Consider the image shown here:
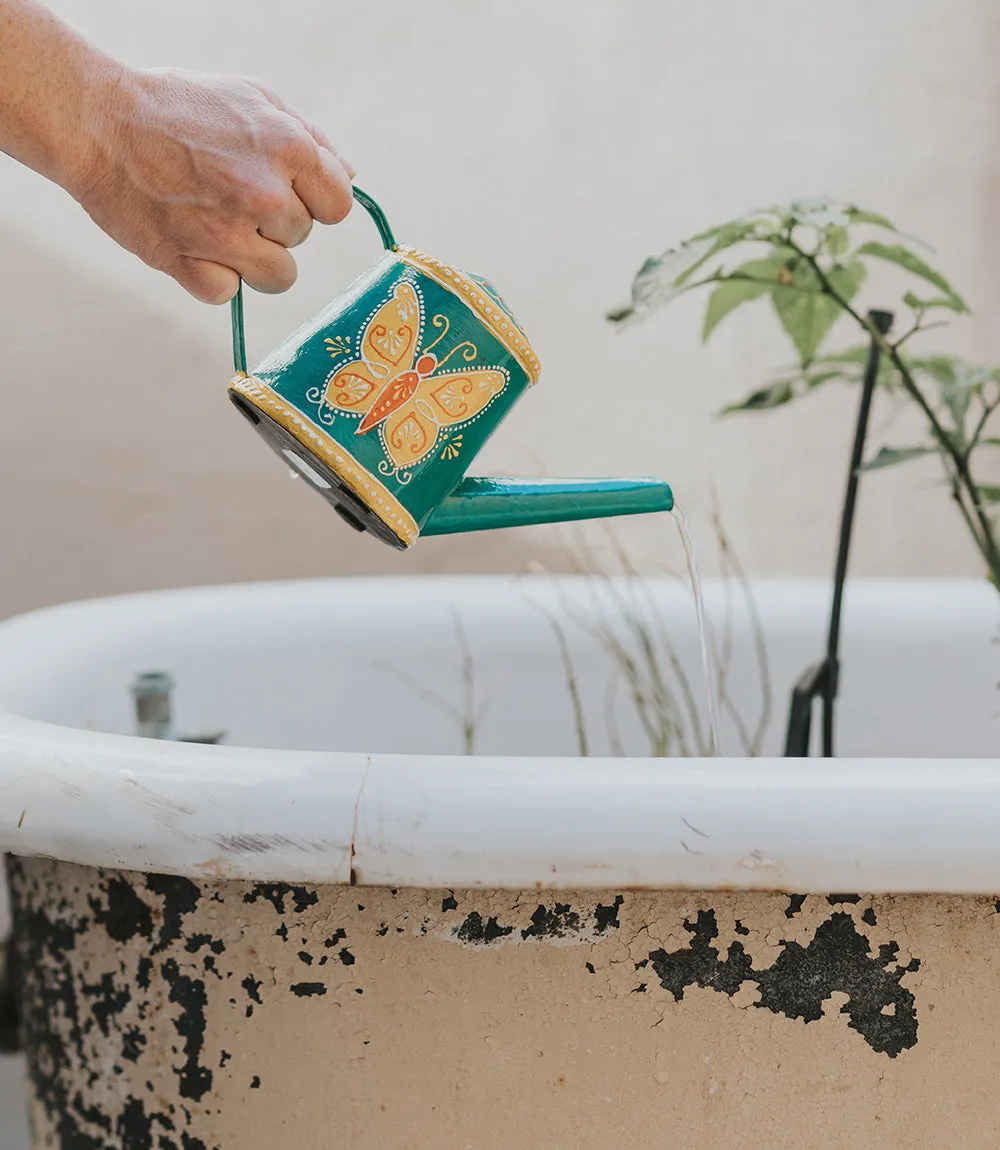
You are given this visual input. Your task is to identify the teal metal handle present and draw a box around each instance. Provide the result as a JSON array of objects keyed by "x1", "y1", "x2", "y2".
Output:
[
  {"x1": 230, "y1": 185, "x2": 397, "y2": 375},
  {"x1": 421, "y1": 476, "x2": 674, "y2": 537}
]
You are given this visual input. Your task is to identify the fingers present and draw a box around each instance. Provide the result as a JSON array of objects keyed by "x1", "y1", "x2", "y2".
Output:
[
  {"x1": 291, "y1": 142, "x2": 354, "y2": 226},
  {"x1": 303, "y1": 127, "x2": 356, "y2": 181},
  {"x1": 170, "y1": 256, "x2": 241, "y2": 305},
  {"x1": 173, "y1": 232, "x2": 298, "y2": 300},
  {"x1": 257, "y1": 192, "x2": 313, "y2": 249},
  {"x1": 232, "y1": 234, "x2": 298, "y2": 294},
  {"x1": 249, "y1": 79, "x2": 356, "y2": 178}
]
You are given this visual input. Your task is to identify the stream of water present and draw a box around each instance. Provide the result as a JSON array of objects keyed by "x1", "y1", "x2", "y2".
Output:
[{"x1": 671, "y1": 503, "x2": 722, "y2": 757}]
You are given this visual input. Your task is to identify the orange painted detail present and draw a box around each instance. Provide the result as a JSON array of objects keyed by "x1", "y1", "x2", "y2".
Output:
[{"x1": 356, "y1": 372, "x2": 420, "y2": 435}]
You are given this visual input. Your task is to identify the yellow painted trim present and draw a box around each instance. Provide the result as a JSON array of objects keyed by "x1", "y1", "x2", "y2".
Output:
[
  {"x1": 229, "y1": 373, "x2": 419, "y2": 547},
  {"x1": 396, "y1": 247, "x2": 541, "y2": 386}
]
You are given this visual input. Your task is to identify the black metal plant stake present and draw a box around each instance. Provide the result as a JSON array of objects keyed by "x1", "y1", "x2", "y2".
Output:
[{"x1": 783, "y1": 308, "x2": 894, "y2": 757}]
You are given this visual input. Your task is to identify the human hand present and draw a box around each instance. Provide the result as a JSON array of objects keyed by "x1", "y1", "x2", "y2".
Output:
[{"x1": 69, "y1": 67, "x2": 355, "y2": 304}]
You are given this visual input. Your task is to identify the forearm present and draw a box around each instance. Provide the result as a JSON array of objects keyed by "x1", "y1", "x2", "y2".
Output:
[
  {"x1": 0, "y1": 0, "x2": 122, "y2": 195},
  {"x1": 0, "y1": 0, "x2": 353, "y2": 302}
]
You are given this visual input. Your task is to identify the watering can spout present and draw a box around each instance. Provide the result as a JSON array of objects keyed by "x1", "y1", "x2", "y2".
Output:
[{"x1": 421, "y1": 476, "x2": 674, "y2": 537}]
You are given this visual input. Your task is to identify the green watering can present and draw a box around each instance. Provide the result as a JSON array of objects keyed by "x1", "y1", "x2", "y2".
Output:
[{"x1": 228, "y1": 188, "x2": 673, "y2": 550}]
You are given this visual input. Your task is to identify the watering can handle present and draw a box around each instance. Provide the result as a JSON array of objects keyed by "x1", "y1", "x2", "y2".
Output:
[{"x1": 229, "y1": 185, "x2": 398, "y2": 375}]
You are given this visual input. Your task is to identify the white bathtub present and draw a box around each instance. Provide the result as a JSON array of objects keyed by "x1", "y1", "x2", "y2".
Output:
[
  {"x1": 0, "y1": 575, "x2": 998, "y2": 891},
  {"x1": 3, "y1": 576, "x2": 1000, "y2": 1149}
]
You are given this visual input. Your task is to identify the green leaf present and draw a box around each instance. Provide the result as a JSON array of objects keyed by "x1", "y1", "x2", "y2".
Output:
[
  {"x1": 903, "y1": 289, "x2": 964, "y2": 314},
  {"x1": 608, "y1": 230, "x2": 745, "y2": 325},
  {"x1": 856, "y1": 242, "x2": 968, "y2": 312},
  {"x1": 720, "y1": 381, "x2": 794, "y2": 415},
  {"x1": 805, "y1": 369, "x2": 849, "y2": 389},
  {"x1": 689, "y1": 218, "x2": 762, "y2": 247},
  {"x1": 789, "y1": 198, "x2": 850, "y2": 228},
  {"x1": 844, "y1": 207, "x2": 898, "y2": 231},
  {"x1": 813, "y1": 345, "x2": 872, "y2": 366},
  {"x1": 858, "y1": 445, "x2": 936, "y2": 472},
  {"x1": 905, "y1": 355, "x2": 992, "y2": 435},
  {"x1": 701, "y1": 256, "x2": 788, "y2": 341},
  {"x1": 825, "y1": 226, "x2": 849, "y2": 257},
  {"x1": 942, "y1": 363, "x2": 990, "y2": 432},
  {"x1": 905, "y1": 354, "x2": 958, "y2": 386},
  {"x1": 771, "y1": 260, "x2": 867, "y2": 366}
]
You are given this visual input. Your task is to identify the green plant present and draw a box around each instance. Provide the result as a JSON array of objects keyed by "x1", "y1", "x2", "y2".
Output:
[{"x1": 608, "y1": 197, "x2": 1000, "y2": 591}]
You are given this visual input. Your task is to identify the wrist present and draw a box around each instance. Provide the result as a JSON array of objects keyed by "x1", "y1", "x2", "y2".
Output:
[{"x1": 56, "y1": 55, "x2": 138, "y2": 202}]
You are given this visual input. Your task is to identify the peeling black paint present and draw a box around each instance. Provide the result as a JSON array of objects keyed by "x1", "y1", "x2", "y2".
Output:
[
  {"x1": 137, "y1": 957, "x2": 153, "y2": 992},
  {"x1": 121, "y1": 1026, "x2": 147, "y2": 1063},
  {"x1": 456, "y1": 912, "x2": 513, "y2": 945},
  {"x1": 785, "y1": 895, "x2": 807, "y2": 919},
  {"x1": 648, "y1": 909, "x2": 919, "y2": 1057},
  {"x1": 585, "y1": 962, "x2": 596, "y2": 974},
  {"x1": 146, "y1": 874, "x2": 202, "y2": 955},
  {"x1": 734, "y1": 920, "x2": 750, "y2": 936},
  {"x1": 442, "y1": 893, "x2": 458, "y2": 912},
  {"x1": 290, "y1": 983, "x2": 327, "y2": 997},
  {"x1": 243, "y1": 883, "x2": 319, "y2": 915},
  {"x1": 7, "y1": 861, "x2": 217, "y2": 1149},
  {"x1": 862, "y1": 908, "x2": 878, "y2": 927},
  {"x1": 185, "y1": 935, "x2": 226, "y2": 957},
  {"x1": 84, "y1": 972, "x2": 131, "y2": 1038},
  {"x1": 161, "y1": 959, "x2": 213, "y2": 1101},
  {"x1": 298, "y1": 951, "x2": 314, "y2": 965},
  {"x1": 323, "y1": 929, "x2": 347, "y2": 949},
  {"x1": 91, "y1": 876, "x2": 154, "y2": 943},
  {"x1": 522, "y1": 903, "x2": 581, "y2": 940},
  {"x1": 339, "y1": 949, "x2": 356, "y2": 966},
  {"x1": 116, "y1": 1095, "x2": 181, "y2": 1149},
  {"x1": 594, "y1": 896, "x2": 624, "y2": 933},
  {"x1": 241, "y1": 974, "x2": 263, "y2": 1004},
  {"x1": 454, "y1": 897, "x2": 633, "y2": 946},
  {"x1": 828, "y1": 894, "x2": 862, "y2": 905},
  {"x1": 250, "y1": 1076, "x2": 261, "y2": 1089}
]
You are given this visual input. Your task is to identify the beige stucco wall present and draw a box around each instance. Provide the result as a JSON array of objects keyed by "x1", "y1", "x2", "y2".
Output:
[{"x1": 1, "y1": 0, "x2": 999, "y2": 619}]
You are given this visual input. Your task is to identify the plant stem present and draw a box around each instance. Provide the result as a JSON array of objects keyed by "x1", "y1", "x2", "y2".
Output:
[{"x1": 784, "y1": 237, "x2": 1000, "y2": 585}]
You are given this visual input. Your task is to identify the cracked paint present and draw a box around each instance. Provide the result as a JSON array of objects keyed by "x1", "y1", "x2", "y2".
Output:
[{"x1": 6, "y1": 860, "x2": 996, "y2": 1149}]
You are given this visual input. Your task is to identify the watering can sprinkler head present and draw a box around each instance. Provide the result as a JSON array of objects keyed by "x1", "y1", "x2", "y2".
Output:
[{"x1": 227, "y1": 186, "x2": 673, "y2": 548}]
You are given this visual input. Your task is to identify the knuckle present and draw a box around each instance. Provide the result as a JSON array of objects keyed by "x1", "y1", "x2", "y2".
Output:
[
  {"x1": 200, "y1": 213, "x2": 243, "y2": 253},
  {"x1": 250, "y1": 186, "x2": 288, "y2": 221},
  {"x1": 315, "y1": 189, "x2": 352, "y2": 226},
  {"x1": 259, "y1": 255, "x2": 297, "y2": 294},
  {"x1": 279, "y1": 126, "x2": 317, "y2": 169}
]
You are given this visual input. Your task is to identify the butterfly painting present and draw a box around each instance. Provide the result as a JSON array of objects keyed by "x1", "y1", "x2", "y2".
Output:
[{"x1": 317, "y1": 280, "x2": 508, "y2": 477}]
